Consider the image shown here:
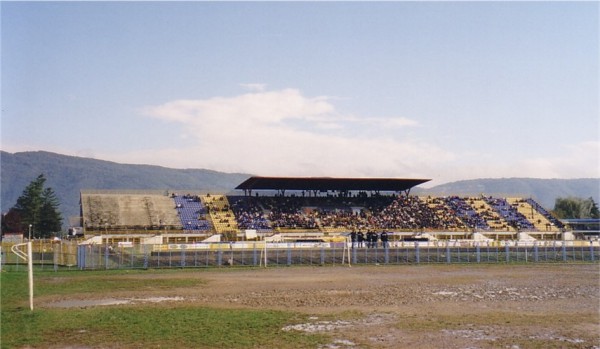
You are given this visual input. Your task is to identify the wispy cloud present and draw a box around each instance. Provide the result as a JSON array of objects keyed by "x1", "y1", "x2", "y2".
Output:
[{"x1": 239, "y1": 83, "x2": 267, "y2": 92}]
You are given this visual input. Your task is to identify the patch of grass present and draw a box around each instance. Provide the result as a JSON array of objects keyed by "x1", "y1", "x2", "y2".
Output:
[
  {"x1": 3, "y1": 306, "x2": 325, "y2": 349},
  {"x1": 36, "y1": 274, "x2": 203, "y2": 296},
  {"x1": 1, "y1": 270, "x2": 328, "y2": 349}
]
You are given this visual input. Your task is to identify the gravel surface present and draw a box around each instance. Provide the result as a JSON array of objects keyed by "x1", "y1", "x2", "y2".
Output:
[
  {"x1": 42, "y1": 264, "x2": 600, "y2": 349},
  {"x1": 184, "y1": 264, "x2": 600, "y2": 348}
]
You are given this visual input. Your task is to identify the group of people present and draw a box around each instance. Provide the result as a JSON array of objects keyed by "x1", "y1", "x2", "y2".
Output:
[
  {"x1": 349, "y1": 230, "x2": 389, "y2": 248},
  {"x1": 226, "y1": 194, "x2": 554, "y2": 234},
  {"x1": 229, "y1": 195, "x2": 469, "y2": 232}
]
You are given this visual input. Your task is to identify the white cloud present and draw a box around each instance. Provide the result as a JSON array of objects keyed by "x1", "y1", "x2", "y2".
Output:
[
  {"x1": 6, "y1": 85, "x2": 596, "y2": 188},
  {"x1": 144, "y1": 89, "x2": 334, "y2": 127},
  {"x1": 139, "y1": 88, "x2": 437, "y2": 177},
  {"x1": 517, "y1": 141, "x2": 600, "y2": 179},
  {"x1": 134, "y1": 88, "x2": 599, "y2": 185},
  {"x1": 423, "y1": 141, "x2": 600, "y2": 187}
]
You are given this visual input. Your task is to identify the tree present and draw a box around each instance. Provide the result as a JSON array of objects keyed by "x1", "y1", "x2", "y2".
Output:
[
  {"x1": 553, "y1": 197, "x2": 600, "y2": 219},
  {"x1": 38, "y1": 187, "x2": 63, "y2": 233},
  {"x1": 582, "y1": 197, "x2": 600, "y2": 219},
  {"x1": 1, "y1": 209, "x2": 23, "y2": 234},
  {"x1": 10, "y1": 174, "x2": 63, "y2": 238}
]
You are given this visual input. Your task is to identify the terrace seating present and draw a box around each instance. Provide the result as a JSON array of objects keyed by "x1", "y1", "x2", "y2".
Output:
[
  {"x1": 314, "y1": 206, "x2": 366, "y2": 231},
  {"x1": 424, "y1": 197, "x2": 469, "y2": 231},
  {"x1": 483, "y1": 197, "x2": 535, "y2": 231},
  {"x1": 258, "y1": 196, "x2": 319, "y2": 231},
  {"x1": 507, "y1": 198, "x2": 561, "y2": 232},
  {"x1": 443, "y1": 196, "x2": 490, "y2": 231},
  {"x1": 82, "y1": 190, "x2": 562, "y2": 239},
  {"x1": 201, "y1": 194, "x2": 239, "y2": 233},
  {"x1": 228, "y1": 196, "x2": 272, "y2": 232},
  {"x1": 470, "y1": 197, "x2": 513, "y2": 231},
  {"x1": 173, "y1": 194, "x2": 212, "y2": 233},
  {"x1": 227, "y1": 195, "x2": 528, "y2": 233},
  {"x1": 82, "y1": 192, "x2": 182, "y2": 231},
  {"x1": 82, "y1": 194, "x2": 120, "y2": 229},
  {"x1": 526, "y1": 198, "x2": 564, "y2": 229},
  {"x1": 369, "y1": 196, "x2": 431, "y2": 230}
]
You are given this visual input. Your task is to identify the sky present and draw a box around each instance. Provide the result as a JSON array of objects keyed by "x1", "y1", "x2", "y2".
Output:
[{"x1": 2, "y1": 1, "x2": 599, "y2": 187}]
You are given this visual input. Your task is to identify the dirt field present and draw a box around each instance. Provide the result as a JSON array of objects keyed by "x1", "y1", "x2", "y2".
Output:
[{"x1": 45, "y1": 264, "x2": 599, "y2": 349}]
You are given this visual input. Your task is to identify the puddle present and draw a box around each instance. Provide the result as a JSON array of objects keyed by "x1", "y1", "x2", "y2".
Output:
[
  {"x1": 48, "y1": 296, "x2": 184, "y2": 308},
  {"x1": 283, "y1": 313, "x2": 396, "y2": 333}
]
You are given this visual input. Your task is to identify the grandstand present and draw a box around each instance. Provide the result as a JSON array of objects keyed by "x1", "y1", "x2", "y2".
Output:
[
  {"x1": 76, "y1": 177, "x2": 578, "y2": 245},
  {"x1": 81, "y1": 190, "x2": 181, "y2": 231}
]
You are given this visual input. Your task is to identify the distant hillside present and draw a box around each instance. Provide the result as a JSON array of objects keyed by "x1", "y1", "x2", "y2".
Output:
[
  {"x1": 413, "y1": 178, "x2": 599, "y2": 209},
  {"x1": 0, "y1": 151, "x2": 251, "y2": 225},
  {"x1": 2, "y1": 151, "x2": 598, "y2": 229}
]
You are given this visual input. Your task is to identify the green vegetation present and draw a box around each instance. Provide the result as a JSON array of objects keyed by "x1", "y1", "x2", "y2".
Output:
[
  {"x1": 1, "y1": 270, "x2": 327, "y2": 349},
  {"x1": 1, "y1": 174, "x2": 62, "y2": 238},
  {"x1": 553, "y1": 197, "x2": 600, "y2": 219}
]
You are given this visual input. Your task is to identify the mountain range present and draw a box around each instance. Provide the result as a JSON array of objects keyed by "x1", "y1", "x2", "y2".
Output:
[{"x1": 1, "y1": 150, "x2": 598, "y2": 227}]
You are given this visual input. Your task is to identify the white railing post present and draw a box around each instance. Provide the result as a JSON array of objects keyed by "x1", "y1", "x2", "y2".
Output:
[{"x1": 11, "y1": 242, "x2": 34, "y2": 311}]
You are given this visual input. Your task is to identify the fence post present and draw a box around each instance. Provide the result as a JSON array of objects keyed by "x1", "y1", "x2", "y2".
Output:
[
  {"x1": 181, "y1": 245, "x2": 186, "y2": 268},
  {"x1": 130, "y1": 245, "x2": 134, "y2": 268},
  {"x1": 476, "y1": 243, "x2": 481, "y2": 263},
  {"x1": 104, "y1": 244, "x2": 109, "y2": 270},
  {"x1": 320, "y1": 246, "x2": 325, "y2": 265},
  {"x1": 384, "y1": 246, "x2": 389, "y2": 264},
  {"x1": 415, "y1": 242, "x2": 420, "y2": 264},
  {"x1": 505, "y1": 243, "x2": 510, "y2": 263},
  {"x1": 591, "y1": 243, "x2": 595, "y2": 262},
  {"x1": 77, "y1": 245, "x2": 85, "y2": 270},
  {"x1": 143, "y1": 244, "x2": 149, "y2": 269},
  {"x1": 533, "y1": 243, "x2": 539, "y2": 262},
  {"x1": 562, "y1": 243, "x2": 567, "y2": 262},
  {"x1": 446, "y1": 243, "x2": 451, "y2": 264},
  {"x1": 157, "y1": 248, "x2": 161, "y2": 268}
]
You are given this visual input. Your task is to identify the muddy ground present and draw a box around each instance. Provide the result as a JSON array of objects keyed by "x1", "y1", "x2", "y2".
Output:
[{"x1": 45, "y1": 264, "x2": 599, "y2": 349}]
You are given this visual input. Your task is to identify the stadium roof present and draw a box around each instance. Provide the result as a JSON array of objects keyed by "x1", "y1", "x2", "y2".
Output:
[{"x1": 235, "y1": 177, "x2": 431, "y2": 192}]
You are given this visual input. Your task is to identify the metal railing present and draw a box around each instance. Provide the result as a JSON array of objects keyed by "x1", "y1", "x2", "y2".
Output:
[{"x1": 2, "y1": 240, "x2": 598, "y2": 271}]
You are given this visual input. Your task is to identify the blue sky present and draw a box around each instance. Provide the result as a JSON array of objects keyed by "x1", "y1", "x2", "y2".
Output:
[{"x1": 2, "y1": 2, "x2": 598, "y2": 187}]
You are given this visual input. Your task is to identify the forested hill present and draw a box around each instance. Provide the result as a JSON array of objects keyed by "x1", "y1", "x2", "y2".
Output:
[
  {"x1": 1, "y1": 151, "x2": 251, "y2": 224},
  {"x1": 1, "y1": 150, "x2": 598, "y2": 226}
]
